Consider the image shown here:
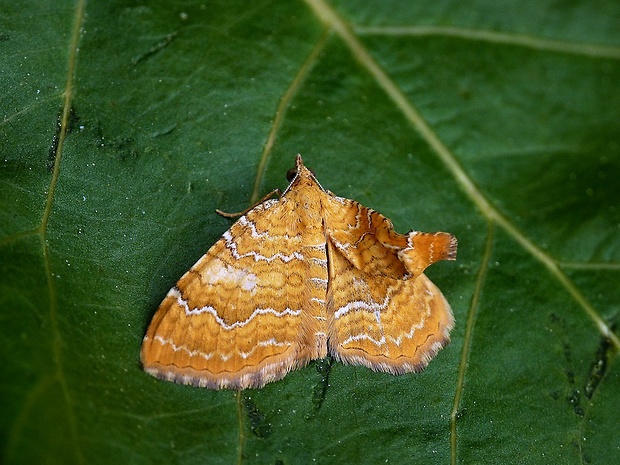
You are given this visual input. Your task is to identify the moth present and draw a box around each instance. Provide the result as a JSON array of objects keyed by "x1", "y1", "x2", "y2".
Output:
[{"x1": 141, "y1": 155, "x2": 457, "y2": 389}]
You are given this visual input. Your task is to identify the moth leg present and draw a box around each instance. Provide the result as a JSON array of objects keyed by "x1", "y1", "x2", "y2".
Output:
[{"x1": 216, "y1": 189, "x2": 282, "y2": 218}]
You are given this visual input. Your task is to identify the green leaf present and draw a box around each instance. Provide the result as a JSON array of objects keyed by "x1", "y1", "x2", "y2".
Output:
[{"x1": 1, "y1": 0, "x2": 619, "y2": 464}]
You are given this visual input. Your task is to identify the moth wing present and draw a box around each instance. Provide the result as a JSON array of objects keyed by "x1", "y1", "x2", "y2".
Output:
[
  {"x1": 322, "y1": 195, "x2": 455, "y2": 372},
  {"x1": 324, "y1": 196, "x2": 456, "y2": 279},
  {"x1": 326, "y1": 238, "x2": 454, "y2": 373},
  {"x1": 141, "y1": 198, "x2": 327, "y2": 389}
]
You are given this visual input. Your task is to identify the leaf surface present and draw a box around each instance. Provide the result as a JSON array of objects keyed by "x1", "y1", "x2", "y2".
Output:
[{"x1": 1, "y1": 1, "x2": 619, "y2": 464}]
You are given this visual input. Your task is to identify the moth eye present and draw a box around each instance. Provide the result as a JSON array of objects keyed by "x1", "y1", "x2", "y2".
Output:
[{"x1": 286, "y1": 168, "x2": 297, "y2": 182}]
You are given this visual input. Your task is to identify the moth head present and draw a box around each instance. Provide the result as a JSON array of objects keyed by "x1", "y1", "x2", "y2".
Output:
[{"x1": 286, "y1": 154, "x2": 315, "y2": 182}]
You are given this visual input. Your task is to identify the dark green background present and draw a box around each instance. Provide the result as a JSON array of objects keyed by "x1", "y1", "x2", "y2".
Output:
[{"x1": 1, "y1": 1, "x2": 619, "y2": 464}]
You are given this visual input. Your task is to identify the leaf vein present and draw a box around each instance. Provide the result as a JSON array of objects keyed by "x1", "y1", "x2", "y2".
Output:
[
  {"x1": 355, "y1": 25, "x2": 620, "y2": 60},
  {"x1": 450, "y1": 222, "x2": 495, "y2": 465}
]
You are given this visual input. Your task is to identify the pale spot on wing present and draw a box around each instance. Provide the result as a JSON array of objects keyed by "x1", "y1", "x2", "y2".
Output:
[{"x1": 201, "y1": 259, "x2": 258, "y2": 292}]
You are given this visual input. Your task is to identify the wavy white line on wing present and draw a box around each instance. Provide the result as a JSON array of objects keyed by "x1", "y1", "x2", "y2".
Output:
[
  {"x1": 169, "y1": 288, "x2": 301, "y2": 329},
  {"x1": 223, "y1": 230, "x2": 304, "y2": 262}
]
